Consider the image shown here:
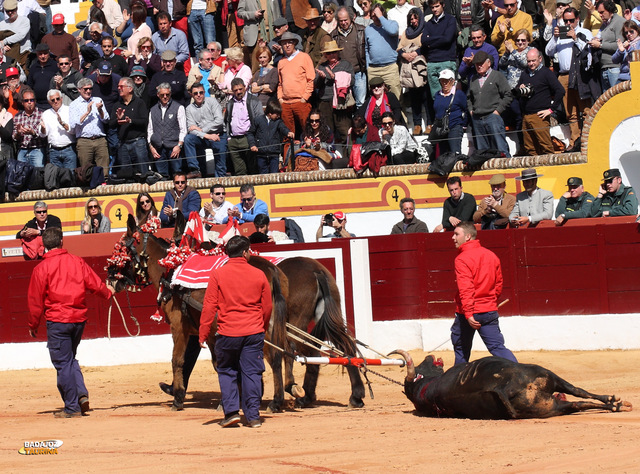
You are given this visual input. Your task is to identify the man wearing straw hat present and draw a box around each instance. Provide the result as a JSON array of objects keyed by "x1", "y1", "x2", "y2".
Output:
[
  {"x1": 302, "y1": 8, "x2": 330, "y2": 66},
  {"x1": 509, "y1": 168, "x2": 554, "y2": 226},
  {"x1": 315, "y1": 39, "x2": 354, "y2": 142}
]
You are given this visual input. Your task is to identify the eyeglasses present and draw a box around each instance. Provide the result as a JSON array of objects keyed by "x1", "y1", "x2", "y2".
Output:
[
  {"x1": 241, "y1": 197, "x2": 254, "y2": 202},
  {"x1": 35, "y1": 210, "x2": 47, "y2": 214},
  {"x1": 372, "y1": 85, "x2": 384, "y2": 89},
  {"x1": 192, "y1": 91, "x2": 204, "y2": 95},
  {"x1": 140, "y1": 199, "x2": 150, "y2": 204},
  {"x1": 174, "y1": 180, "x2": 186, "y2": 184},
  {"x1": 625, "y1": 30, "x2": 636, "y2": 35},
  {"x1": 208, "y1": 48, "x2": 219, "y2": 51},
  {"x1": 88, "y1": 205, "x2": 99, "y2": 209},
  {"x1": 202, "y1": 57, "x2": 213, "y2": 61},
  {"x1": 158, "y1": 93, "x2": 171, "y2": 97},
  {"x1": 515, "y1": 38, "x2": 528, "y2": 43},
  {"x1": 323, "y1": 10, "x2": 332, "y2": 13},
  {"x1": 117, "y1": 85, "x2": 131, "y2": 89},
  {"x1": 504, "y1": 2, "x2": 516, "y2": 6},
  {"x1": 382, "y1": 121, "x2": 394, "y2": 126},
  {"x1": 308, "y1": 119, "x2": 320, "y2": 123},
  {"x1": 140, "y1": 45, "x2": 152, "y2": 49},
  {"x1": 58, "y1": 62, "x2": 70, "y2": 65},
  {"x1": 564, "y1": 17, "x2": 577, "y2": 22},
  {"x1": 213, "y1": 192, "x2": 226, "y2": 196},
  {"x1": 23, "y1": 98, "x2": 35, "y2": 102},
  {"x1": 81, "y1": 87, "x2": 92, "y2": 91},
  {"x1": 50, "y1": 97, "x2": 61, "y2": 102}
]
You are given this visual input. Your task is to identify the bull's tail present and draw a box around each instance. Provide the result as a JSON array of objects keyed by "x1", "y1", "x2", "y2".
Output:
[
  {"x1": 268, "y1": 266, "x2": 289, "y2": 356},
  {"x1": 311, "y1": 271, "x2": 357, "y2": 357}
]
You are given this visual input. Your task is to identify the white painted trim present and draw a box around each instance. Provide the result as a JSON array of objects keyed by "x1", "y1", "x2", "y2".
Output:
[{"x1": 349, "y1": 239, "x2": 373, "y2": 344}]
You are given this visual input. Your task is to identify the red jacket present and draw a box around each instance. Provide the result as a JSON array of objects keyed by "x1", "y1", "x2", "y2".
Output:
[
  {"x1": 454, "y1": 239, "x2": 503, "y2": 319},
  {"x1": 199, "y1": 257, "x2": 272, "y2": 343},
  {"x1": 28, "y1": 248, "x2": 112, "y2": 331}
]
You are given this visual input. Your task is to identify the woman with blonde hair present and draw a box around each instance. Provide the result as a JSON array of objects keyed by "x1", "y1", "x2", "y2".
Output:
[
  {"x1": 219, "y1": 47, "x2": 253, "y2": 96},
  {"x1": 250, "y1": 46, "x2": 278, "y2": 107},
  {"x1": 81, "y1": 198, "x2": 112, "y2": 234}
]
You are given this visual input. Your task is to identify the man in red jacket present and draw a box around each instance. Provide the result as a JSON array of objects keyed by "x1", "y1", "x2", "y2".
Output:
[
  {"x1": 28, "y1": 228, "x2": 115, "y2": 418},
  {"x1": 199, "y1": 236, "x2": 272, "y2": 428},
  {"x1": 450, "y1": 221, "x2": 517, "y2": 365}
]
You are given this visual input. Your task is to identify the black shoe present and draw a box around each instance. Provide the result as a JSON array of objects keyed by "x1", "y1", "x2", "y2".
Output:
[
  {"x1": 219, "y1": 413, "x2": 241, "y2": 428},
  {"x1": 159, "y1": 382, "x2": 173, "y2": 396},
  {"x1": 79, "y1": 396, "x2": 90, "y2": 414},
  {"x1": 247, "y1": 419, "x2": 262, "y2": 428}
]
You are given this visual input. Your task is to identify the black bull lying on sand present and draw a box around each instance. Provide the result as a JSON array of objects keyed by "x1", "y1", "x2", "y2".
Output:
[{"x1": 391, "y1": 351, "x2": 632, "y2": 419}]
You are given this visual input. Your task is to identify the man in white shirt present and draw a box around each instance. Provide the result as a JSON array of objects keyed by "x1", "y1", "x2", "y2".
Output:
[
  {"x1": 200, "y1": 184, "x2": 234, "y2": 227},
  {"x1": 40, "y1": 89, "x2": 77, "y2": 169},
  {"x1": 0, "y1": 0, "x2": 31, "y2": 70}
]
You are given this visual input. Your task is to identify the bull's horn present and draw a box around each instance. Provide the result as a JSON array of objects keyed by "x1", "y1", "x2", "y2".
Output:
[{"x1": 389, "y1": 350, "x2": 415, "y2": 381}]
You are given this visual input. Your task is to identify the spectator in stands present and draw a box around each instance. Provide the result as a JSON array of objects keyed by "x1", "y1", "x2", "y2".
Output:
[
  {"x1": 542, "y1": 0, "x2": 571, "y2": 43},
  {"x1": 364, "y1": 4, "x2": 401, "y2": 99},
  {"x1": 148, "y1": 50, "x2": 188, "y2": 106},
  {"x1": 321, "y1": 3, "x2": 337, "y2": 34},
  {"x1": 390, "y1": 197, "x2": 428, "y2": 234},
  {"x1": 297, "y1": 108, "x2": 334, "y2": 170},
  {"x1": 226, "y1": 183, "x2": 269, "y2": 224},
  {"x1": 188, "y1": 0, "x2": 216, "y2": 59},
  {"x1": 219, "y1": 47, "x2": 252, "y2": 97},
  {"x1": 459, "y1": 26, "x2": 499, "y2": 82},
  {"x1": 546, "y1": 7, "x2": 597, "y2": 153},
  {"x1": 121, "y1": 2, "x2": 152, "y2": 56},
  {"x1": 50, "y1": 55, "x2": 83, "y2": 106},
  {"x1": 473, "y1": 174, "x2": 516, "y2": 229},
  {"x1": 467, "y1": 51, "x2": 512, "y2": 157},
  {"x1": 247, "y1": 98, "x2": 293, "y2": 174},
  {"x1": 250, "y1": 46, "x2": 278, "y2": 107},
  {"x1": 186, "y1": 48, "x2": 224, "y2": 98},
  {"x1": 41, "y1": 14, "x2": 80, "y2": 71},
  {"x1": 0, "y1": 41, "x2": 26, "y2": 83},
  {"x1": 89, "y1": 0, "x2": 124, "y2": 32},
  {"x1": 422, "y1": 0, "x2": 457, "y2": 108},
  {"x1": 40, "y1": 89, "x2": 77, "y2": 169},
  {"x1": 13, "y1": 88, "x2": 45, "y2": 167},
  {"x1": 127, "y1": 37, "x2": 162, "y2": 80},
  {"x1": 91, "y1": 35, "x2": 128, "y2": 78},
  {"x1": 268, "y1": 18, "x2": 302, "y2": 68},
  {"x1": 238, "y1": 0, "x2": 265, "y2": 66},
  {"x1": 152, "y1": 12, "x2": 189, "y2": 69},
  {"x1": 200, "y1": 184, "x2": 234, "y2": 227},
  {"x1": 491, "y1": 0, "x2": 533, "y2": 57},
  {"x1": 516, "y1": 48, "x2": 565, "y2": 156},
  {"x1": 135, "y1": 191, "x2": 158, "y2": 225},
  {"x1": 433, "y1": 69, "x2": 467, "y2": 156},
  {"x1": 69, "y1": 77, "x2": 110, "y2": 180},
  {"x1": 0, "y1": 0, "x2": 31, "y2": 72},
  {"x1": 4, "y1": 66, "x2": 22, "y2": 115},
  {"x1": 81, "y1": 23, "x2": 106, "y2": 72},
  {"x1": 315, "y1": 210, "x2": 355, "y2": 240},
  {"x1": 208, "y1": 41, "x2": 225, "y2": 68},
  {"x1": 277, "y1": 32, "x2": 315, "y2": 138},
  {"x1": 80, "y1": 197, "x2": 112, "y2": 234},
  {"x1": 612, "y1": 20, "x2": 640, "y2": 84},
  {"x1": 358, "y1": 76, "x2": 402, "y2": 132},
  {"x1": 302, "y1": 8, "x2": 330, "y2": 67},
  {"x1": 589, "y1": 0, "x2": 624, "y2": 90},
  {"x1": 89, "y1": 61, "x2": 121, "y2": 171},
  {"x1": 591, "y1": 168, "x2": 639, "y2": 217},
  {"x1": 379, "y1": 111, "x2": 415, "y2": 164},
  {"x1": 249, "y1": 213, "x2": 289, "y2": 243},
  {"x1": 148, "y1": 82, "x2": 186, "y2": 179},
  {"x1": 110, "y1": 76, "x2": 149, "y2": 178},
  {"x1": 355, "y1": 0, "x2": 372, "y2": 27},
  {"x1": 26, "y1": 44, "x2": 58, "y2": 111},
  {"x1": 315, "y1": 40, "x2": 354, "y2": 142},
  {"x1": 16, "y1": 201, "x2": 62, "y2": 239},
  {"x1": 225, "y1": 77, "x2": 264, "y2": 176},
  {"x1": 0, "y1": 93, "x2": 13, "y2": 161},
  {"x1": 509, "y1": 168, "x2": 554, "y2": 226},
  {"x1": 446, "y1": 0, "x2": 484, "y2": 36},
  {"x1": 554, "y1": 177, "x2": 595, "y2": 225},
  {"x1": 160, "y1": 172, "x2": 202, "y2": 227},
  {"x1": 397, "y1": 7, "x2": 426, "y2": 136},
  {"x1": 130, "y1": 65, "x2": 150, "y2": 107},
  {"x1": 388, "y1": 0, "x2": 412, "y2": 36},
  {"x1": 185, "y1": 82, "x2": 226, "y2": 177},
  {"x1": 433, "y1": 176, "x2": 477, "y2": 232},
  {"x1": 331, "y1": 7, "x2": 367, "y2": 108}
]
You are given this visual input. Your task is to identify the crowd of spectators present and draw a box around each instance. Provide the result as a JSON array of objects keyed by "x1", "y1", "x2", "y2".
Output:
[{"x1": 0, "y1": 0, "x2": 636, "y2": 186}]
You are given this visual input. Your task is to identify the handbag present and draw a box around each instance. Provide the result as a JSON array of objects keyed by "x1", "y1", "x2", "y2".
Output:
[{"x1": 429, "y1": 92, "x2": 456, "y2": 141}]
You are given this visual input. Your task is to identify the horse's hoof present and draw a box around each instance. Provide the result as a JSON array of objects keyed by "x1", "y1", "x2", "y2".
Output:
[
  {"x1": 285, "y1": 384, "x2": 305, "y2": 399},
  {"x1": 159, "y1": 382, "x2": 173, "y2": 396},
  {"x1": 348, "y1": 398, "x2": 365, "y2": 409},
  {"x1": 266, "y1": 402, "x2": 281, "y2": 414},
  {"x1": 295, "y1": 395, "x2": 315, "y2": 408},
  {"x1": 171, "y1": 404, "x2": 184, "y2": 411},
  {"x1": 615, "y1": 400, "x2": 633, "y2": 412}
]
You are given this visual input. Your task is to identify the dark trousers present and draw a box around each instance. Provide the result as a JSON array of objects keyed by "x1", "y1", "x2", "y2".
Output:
[
  {"x1": 228, "y1": 135, "x2": 256, "y2": 176},
  {"x1": 257, "y1": 154, "x2": 279, "y2": 174},
  {"x1": 450, "y1": 311, "x2": 517, "y2": 366},
  {"x1": 214, "y1": 333, "x2": 265, "y2": 421},
  {"x1": 46, "y1": 320, "x2": 88, "y2": 414},
  {"x1": 117, "y1": 137, "x2": 149, "y2": 177}
]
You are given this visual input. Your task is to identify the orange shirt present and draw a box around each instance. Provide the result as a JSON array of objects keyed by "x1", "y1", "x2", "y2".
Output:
[{"x1": 277, "y1": 51, "x2": 315, "y2": 103}]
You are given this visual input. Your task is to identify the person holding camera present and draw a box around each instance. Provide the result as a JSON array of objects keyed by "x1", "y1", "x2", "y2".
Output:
[
  {"x1": 516, "y1": 48, "x2": 565, "y2": 156},
  {"x1": 545, "y1": 7, "x2": 598, "y2": 153},
  {"x1": 316, "y1": 211, "x2": 355, "y2": 240}
]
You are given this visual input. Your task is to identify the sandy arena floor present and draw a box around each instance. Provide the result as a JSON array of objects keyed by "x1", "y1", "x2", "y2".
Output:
[{"x1": 2, "y1": 349, "x2": 639, "y2": 473}]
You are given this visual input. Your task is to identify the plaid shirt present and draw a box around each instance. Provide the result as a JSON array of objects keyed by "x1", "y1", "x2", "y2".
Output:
[{"x1": 12, "y1": 109, "x2": 46, "y2": 149}]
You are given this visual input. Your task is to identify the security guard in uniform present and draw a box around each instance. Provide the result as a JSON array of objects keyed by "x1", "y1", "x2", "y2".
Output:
[
  {"x1": 591, "y1": 168, "x2": 639, "y2": 218},
  {"x1": 554, "y1": 177, "x2": 595, "y2": 225}
]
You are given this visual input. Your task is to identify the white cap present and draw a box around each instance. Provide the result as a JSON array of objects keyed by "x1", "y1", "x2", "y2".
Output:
[{"x1": 439, "y1": 69, "x2": 455, "y2": 81}]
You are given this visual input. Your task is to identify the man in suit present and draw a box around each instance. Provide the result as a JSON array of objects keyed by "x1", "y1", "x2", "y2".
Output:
[
  {"x1": 238, "y1": 0, "x2": 265, "y2": 67},
  {"x1": 509, "y1": 168, "x2": 554, "y2": 226},
  {"x1": 473, "y1": 174, "x2": 516, "y2": 229}
]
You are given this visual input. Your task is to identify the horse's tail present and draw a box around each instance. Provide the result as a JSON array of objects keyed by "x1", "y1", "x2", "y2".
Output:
[
  {"x1": 311, "y1": 270, "x2": 357, "y2": 357},
  {"x1": 268, "y1": 266, "x2": 290, "y2": 356}
]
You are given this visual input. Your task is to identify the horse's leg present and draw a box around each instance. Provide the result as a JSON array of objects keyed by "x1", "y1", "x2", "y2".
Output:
[
  {"x1": 296, "y1": 363, "x2": 319, "y2": 408},
  {"x1": 266, "y1": 346, "x2": 285, "y2": 413},
  {"x1": 168, "y1": 311, "x2": 189, "y2": 411},
  {"x1": 346, "y1": 365, "x2": 365, "y2": 408}
]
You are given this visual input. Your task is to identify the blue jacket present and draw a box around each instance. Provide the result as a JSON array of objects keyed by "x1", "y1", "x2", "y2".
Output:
[
  {"x1": 160, "y1": 186, "x2": 202, "y2": 227},
  {"x1": 224, "y1": 199, "x2": 269, "y2": 224},
  {"x1": 421, "y1": 14, "x2": 457, "y2": 63},
  {"x1": 247, "y1": 115, "x2": 291, "y2": 156},
  {"x1": 458, "y1": 43, "x2": 499, "y2": 79}
]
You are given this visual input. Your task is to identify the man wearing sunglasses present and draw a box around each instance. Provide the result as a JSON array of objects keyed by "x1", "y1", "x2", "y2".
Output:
[
  {"x1": 41, "y1": 13, "x2": 80, "y2": 71},
  {"x1": 268, "y1": 18, "x2": 302, "y2": 67},
  {"x1": 12, "y1": 87, "x2": 46, "y2": 166},
  {"x1": 591, "y1": 168, "x2": 638, "y2": 218},
  {"x1": 545, "y1": 7, "x2": 597, "y2": 153},
  {"x1": 490, "y1": 0, "x2": 533, "y2": 56},
  {"x1": 200, "y1": 184, "x2": 234, "y2": 227},
  {"x1": 160, "y1": 172, "x2": 202, "y2": 227},
  {"x1": 17, "y1": 201, "x2": 62, "y2": 239},
  {"x1": 50, "y1": 55, "x2": 84, "y2": 105},
  {"x1": 26, "y1": 44, "x2": 58, "y2": 111},
  {"x1": 226, "y1": 183, "x2": 268, "y2": 224},
  {"x1": 40, "y1": 90, "x2": 77, "y2": 169},
  {"x1": 148, "y1": 82, "x2": 186, "y2": 179}
]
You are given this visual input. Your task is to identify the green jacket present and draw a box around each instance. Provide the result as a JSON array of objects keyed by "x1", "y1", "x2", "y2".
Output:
[
  {"x1": 591, "y1": 185, "x2": 638, "y2": 217},
  {"x1": 554, "y1": 191, "x2": 595, "y2": 220}
]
